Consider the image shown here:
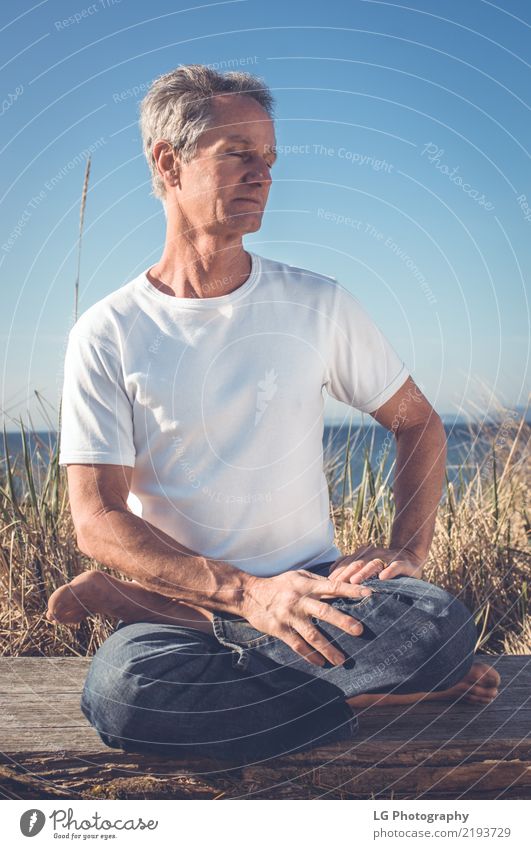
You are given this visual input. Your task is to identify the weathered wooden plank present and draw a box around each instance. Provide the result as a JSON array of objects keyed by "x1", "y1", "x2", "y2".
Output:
[
  {"x1": 0, "y1": 657, "x2": 529, "y2": 741},
  {"x1": 0, "y1": 656, "x2": 527, "y2": 700},
  {"x1": 4, "y1": 688, "x2": 531, "y2": 709},
  {"x1": 1, "y1": 654, "x2": 529, "y2": 678},
  {"x1": 3, "y1": 711, "x2": 527, "y2": 741},
  {"x1": 1, "y1": 654, "x2": 529, "y2": 691},
  {"x1": 0, "y1": 655, "x2": 529, "y2": 799},
  {"x1": 4, "y1": 740, "x2": 528, "y2": 774},
  {"x1": 1, "y1": 697, "x2": 529, "y2": 743},
  {"x1": 1, "y1": 747, "x2": 530, "y2": 799},
  {"x1": 1, "y1": 723, "x2": 529, "y2": 766},
  {"x1": 253, "y1": 761, "x2": 531, "y2": 798},
  {"x1": 2, "y1": 690, "x2": 529, "y2": 714},
  {"x1": 0, "y1": 658, "x2": 89, "y2": 693}
]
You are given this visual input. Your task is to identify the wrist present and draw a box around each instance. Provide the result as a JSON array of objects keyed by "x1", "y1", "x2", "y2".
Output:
[
  {"x1": 170, "y1": 557, "x2": 261, "y2": 616},
  {"x1": 238, "y1": 573, "x2": 262, "y2": 617},
  {"x1": 390, "y1": 544, "x2": 427, "y2": 564},
  {"x1": 207, "y1": 563, "x2": 261, "y2": 616}
]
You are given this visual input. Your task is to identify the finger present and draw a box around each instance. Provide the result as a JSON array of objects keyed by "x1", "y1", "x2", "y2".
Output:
[
  {"x1": 334, "y1": 563, "x2": 368, "y2": 583},
  {"x1": 296, "y1": 568, "x2": 328, "y2": 581},
  {"x1": 328, "y1": 564, "x2": 347, "y2": 580},
  {"x1": 328, "y1": 562, "x2": 350, "y2": 578},
  {"x1": 348, "y1": 559, "x2": 388, "y2": 584},
  {"x1": 280, "y1": 628, "x2": 330, "y2": 667},
  {"x1": 378, "y1": 562, "x2": 419, "y2": 580},
  {"x1": 297, "y1": 623, "x2": 347, "y2": 666},
  {"x1": 314, "y1": 579, "x2": 374, "y2": 601},
  {"x1": 329, "y1": 559, "x2": 366, "y2": 580},
  {"x1": 308, "y1": 600, "x2": 364, "y2": 638}
]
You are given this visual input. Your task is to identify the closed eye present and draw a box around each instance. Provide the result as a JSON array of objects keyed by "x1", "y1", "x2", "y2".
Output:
[
  {"x1": 225, "y1": 151, "x2": 274, "y2": 171},
  {"x1": 227, "y1": 151, "x2": 273, "y2": 168}
]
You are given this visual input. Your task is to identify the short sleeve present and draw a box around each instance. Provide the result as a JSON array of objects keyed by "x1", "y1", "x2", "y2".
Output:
[
  {"x1": 58, "y1": 330, "x2": 136, "y2": 466},
  {"x1": 323, "y1": 282, "x2": 410, "y2": 413}
]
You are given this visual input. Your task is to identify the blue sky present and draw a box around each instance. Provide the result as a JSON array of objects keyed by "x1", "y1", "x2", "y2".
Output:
[{"x1": 1, "y1": 0, "x2": 529, "y2": 429}]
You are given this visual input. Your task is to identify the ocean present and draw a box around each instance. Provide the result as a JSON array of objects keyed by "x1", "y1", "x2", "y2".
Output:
[{"x1": 1, "y1": 420, "x2": 510, "y2": 505}]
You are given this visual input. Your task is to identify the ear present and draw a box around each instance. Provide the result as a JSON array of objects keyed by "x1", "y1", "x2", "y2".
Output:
[
  {"x1": 169, "y1": 155, "x2": 181, "y2": 189},
  {"x1": 153, "y1": 140, "x2": 180, "y2": 191}
]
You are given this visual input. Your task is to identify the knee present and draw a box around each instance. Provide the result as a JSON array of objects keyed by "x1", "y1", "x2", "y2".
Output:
[
  {"x1": 80, "y1": 631, "x2": 146, "y2": 749},
  {"x1": 80, "y1": 624, "x2": 209, "y2": 752},
  {"x1": 411, "y1": 585, "x2": 478, "y2": 690}
]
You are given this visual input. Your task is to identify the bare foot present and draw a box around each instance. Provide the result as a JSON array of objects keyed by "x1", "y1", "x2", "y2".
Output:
[
  {"x1": 46, "y1": 570, "x2": 214, "y2": 634},
  {"x1": 346, "y1": 661, "x2": 501, "y2": 708}
]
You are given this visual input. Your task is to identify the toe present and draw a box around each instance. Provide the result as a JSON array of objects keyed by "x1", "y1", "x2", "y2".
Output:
[
  {"x1": 467, "y1": 662, "x2": 501, "y2": 688},
  {"x1": 462, "y1": 680, "x2": 499, "y2": 703},
  {"x1": 464, "y1": 680, "x2": 499, "y2": 698},
  {"x1": 452, "y1": 674, "x2": 499, "y2": 702},
  {"x1": 465, "y1": 693, "x2": 496, "y2": 705},
  {"x1": 469, "y1": 687, "x2": 498, "y2": 700}
]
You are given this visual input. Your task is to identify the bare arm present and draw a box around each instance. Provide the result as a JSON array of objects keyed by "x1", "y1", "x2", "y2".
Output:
[
  {"x1": 366, "y1": 375, "x2": 447, "y2": 562},
  {"x1": 68, "y1": 463, "x2": 373, "y2": 666},
  {"x1": 330, "y1": 376, "x2": 447, "y2": 580},
  {"x1": 68, "y1": 463, "x2": 253, "y2": 615}
]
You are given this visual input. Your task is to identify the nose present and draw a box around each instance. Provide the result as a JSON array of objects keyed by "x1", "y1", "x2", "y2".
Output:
[{"x1": 244, "y1": 158, "x2": 272, "y2": 186}]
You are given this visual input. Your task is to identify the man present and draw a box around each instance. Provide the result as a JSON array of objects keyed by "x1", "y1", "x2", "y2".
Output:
[{"x1": 48, "y1": 65, "x2": 499, "y2": 762}]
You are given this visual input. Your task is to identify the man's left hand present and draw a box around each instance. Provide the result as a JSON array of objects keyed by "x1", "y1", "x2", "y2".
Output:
[{"x1": 328, "y1": 544, "x2": 424, "y2": 584}]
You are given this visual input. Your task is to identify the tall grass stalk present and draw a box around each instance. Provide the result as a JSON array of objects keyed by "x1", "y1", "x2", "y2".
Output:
[
  {"x1": 0, "y1": 399, "x2": 529, "y2": 656},
  {"x1": 74, "y1": 156, "x2": 91, "y2": 325}
]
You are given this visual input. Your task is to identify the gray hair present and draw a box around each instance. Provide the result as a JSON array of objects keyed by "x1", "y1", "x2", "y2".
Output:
[{"x1": 139, "y1": 64, "x2": 275, "y2": 204}]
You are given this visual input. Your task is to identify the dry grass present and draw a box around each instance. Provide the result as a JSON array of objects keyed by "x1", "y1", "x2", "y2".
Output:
[
  {"x1": 327, "y1": 401, "x2": 530, "y2": 657},
  {"x1": 0, "y1": 400, "x2": 529, "y2": 657}
]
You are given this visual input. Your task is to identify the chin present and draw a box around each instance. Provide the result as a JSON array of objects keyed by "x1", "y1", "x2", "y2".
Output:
[
  {"x1": 223, "y1": 213, "x2": 263, "y2": 234},
  {"x1": 242, "y1": 218, "x2": 262, "y2": 234}
]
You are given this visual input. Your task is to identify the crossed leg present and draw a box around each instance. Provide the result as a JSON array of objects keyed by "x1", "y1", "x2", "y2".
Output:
[
  {"x1": 47, "y1": 569, "x2": 500, "y2": 705},
  {"x1": 47, "y1": 569, "x2": 215, "y2": 634}
]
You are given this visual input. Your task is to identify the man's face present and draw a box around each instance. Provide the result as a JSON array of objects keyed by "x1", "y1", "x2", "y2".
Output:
[{"x1": 172, "y1": 94, "x2": 276, "y2": 236}]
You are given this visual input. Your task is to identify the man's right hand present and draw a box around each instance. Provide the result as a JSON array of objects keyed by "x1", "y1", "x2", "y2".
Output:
[{"x1": 240, "y1": 569, "x2": 373, "y2": 667}]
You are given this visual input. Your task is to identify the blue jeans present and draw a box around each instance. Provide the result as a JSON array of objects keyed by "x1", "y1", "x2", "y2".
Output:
[{"x1": 80, "y1": 561, "x2": 477, "y2": 764}]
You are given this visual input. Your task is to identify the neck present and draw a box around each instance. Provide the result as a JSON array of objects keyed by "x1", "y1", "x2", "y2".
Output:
[{"x1": 147, "y1": 222, "x2": 252, "y2": 299}]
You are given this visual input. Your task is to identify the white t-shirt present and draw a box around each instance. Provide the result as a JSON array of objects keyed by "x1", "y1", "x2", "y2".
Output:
[{"x1": 59, "y1": 251, "x2": 409, "y2": 577}]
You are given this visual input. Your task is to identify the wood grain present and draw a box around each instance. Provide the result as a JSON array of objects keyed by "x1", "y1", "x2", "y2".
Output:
[{"x1": 0, "y1": 654, "x2": 529, "y2": 799}]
